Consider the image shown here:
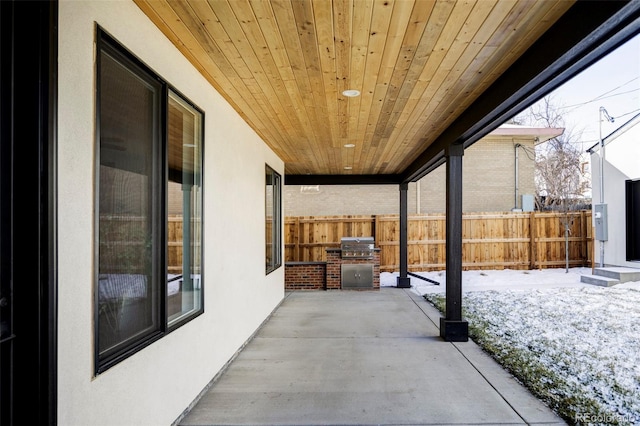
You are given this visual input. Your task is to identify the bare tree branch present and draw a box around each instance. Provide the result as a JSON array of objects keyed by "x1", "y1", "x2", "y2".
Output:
[{"x1": 514, "y1": 96, "x2": 590, "y2": 210}]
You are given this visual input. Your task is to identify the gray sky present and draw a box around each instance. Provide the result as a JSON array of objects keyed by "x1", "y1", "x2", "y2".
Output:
[{"x1": 546, "y1": 33, "x2": 640, "y2": 150}]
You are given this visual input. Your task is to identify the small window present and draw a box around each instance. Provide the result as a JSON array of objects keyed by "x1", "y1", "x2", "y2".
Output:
[
  {"x1": 265, "y1": 165, "x2": 282, "y2": 274},
  {"x1": 96, "y1": 28, "x2": 204, "y2": 373}
]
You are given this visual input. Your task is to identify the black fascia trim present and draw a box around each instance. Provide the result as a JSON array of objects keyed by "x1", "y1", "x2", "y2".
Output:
[
  {"x1": 401, "y1": 0, "x2": 640, "y2": 183},
  {"x1": 285, "y1": 174, "x2": 403, "y2": 186}
]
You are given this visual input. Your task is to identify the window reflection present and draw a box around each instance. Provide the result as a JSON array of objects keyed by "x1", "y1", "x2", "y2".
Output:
[
  {"x1": 167, "y1": 92, "x2": 203, "y2": 325},
  {"x1": 98, "y1": 49, "x2": 160, "y2": 356}
]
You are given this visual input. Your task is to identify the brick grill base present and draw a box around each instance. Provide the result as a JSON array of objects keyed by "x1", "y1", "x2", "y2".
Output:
[
  {"x1": 285, "y1": 249, "x2": 380, "y2": 291},
  {"x1": 284, "y1": 262, "x2": 326, "y2": 290}
]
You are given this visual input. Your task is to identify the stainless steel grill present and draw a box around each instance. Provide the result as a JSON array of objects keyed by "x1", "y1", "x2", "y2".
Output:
[{"x1": 340, "y1": 237, "x2": 374, "y2": 259}]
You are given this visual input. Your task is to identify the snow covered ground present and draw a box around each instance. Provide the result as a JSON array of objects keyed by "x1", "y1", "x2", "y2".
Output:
[
  {"x1": 381, "y1": 268, "x2": 640, "y2": 425},
  {"x1": 380, "y1": 266, "x2": 611, "y2": 294}
]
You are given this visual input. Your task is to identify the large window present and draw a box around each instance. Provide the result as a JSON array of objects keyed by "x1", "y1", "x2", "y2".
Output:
[
  {"x1": 96, "y1": 28, "x2": 203, "y2": 373},
  {"x1": 265, "y1": 165, "x2": 282, "y2": 274}
]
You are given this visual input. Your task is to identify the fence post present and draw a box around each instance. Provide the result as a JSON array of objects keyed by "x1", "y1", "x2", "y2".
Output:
[
  {"x1": 294, "y1": 217, "x2": 300, "y2": 261},
  {"x1": 374, "y1": 215, "x2": 379, "y2": 248},
  {"x1": 529, "y1": 211, "x2": 536, "y2": 270},
  {"x1": 537, "y1": 212, "x2": 542, "y2": 270},
  {"x1": 580, "y1": 210, "x2": 587, "y2": 266}
]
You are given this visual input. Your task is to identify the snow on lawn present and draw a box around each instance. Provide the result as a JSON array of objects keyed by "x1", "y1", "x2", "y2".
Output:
[
  {"x1": 382, "y1": 268, "x2": 640, "y2": 425},
  {"x1": 380, "y1": 267, "x2": 596, "y2": 293}
]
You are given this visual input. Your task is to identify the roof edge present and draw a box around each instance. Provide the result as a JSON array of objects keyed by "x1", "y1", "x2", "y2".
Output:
[
  {"x1": 285, "y1": 174, "x2": 403, "y2": 186},
  {"x1": 400, "y1": 1, "x2": 640, "y2": 183}
]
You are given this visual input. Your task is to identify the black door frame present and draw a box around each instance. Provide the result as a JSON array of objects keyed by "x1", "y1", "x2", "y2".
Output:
[
  {"x1": 626, "y1": 179, "x2": 640, "y2": 261},
  {"x1": 0, "y1": 1, "x2": 58, "y2": 425}
]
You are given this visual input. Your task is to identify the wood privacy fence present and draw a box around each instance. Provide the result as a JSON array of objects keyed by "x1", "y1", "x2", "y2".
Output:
[
  {"x1": 285, "y1": 212, "x2": 593, "y2": 272},
  {"x1": 99, "y1": 215, "x2": 198, "y2": 275},
  {"x1": 168, "y1": 215, "x2": 184, "y2": 274}
]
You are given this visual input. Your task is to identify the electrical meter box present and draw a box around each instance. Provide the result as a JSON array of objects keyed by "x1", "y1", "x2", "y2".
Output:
[
  {"x1": 594, "y1": 203, "x2": 608, "y2": 241},
  {"x1": 521, "y1": 194, "x2": 535, "y2": 212}
]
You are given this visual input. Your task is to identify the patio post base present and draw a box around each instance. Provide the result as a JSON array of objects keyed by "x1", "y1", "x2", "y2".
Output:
[
  {"x1": 440, "y1": 318, "x2": 469, "y2": 342},
  {"x1": 396, "y1": 277, "x2": 411, "y2": 288}
]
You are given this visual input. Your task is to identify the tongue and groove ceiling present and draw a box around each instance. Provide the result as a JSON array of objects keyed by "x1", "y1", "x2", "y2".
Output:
[{"x1": 133, "y1": 0, "x2": 640, "y2": 183}]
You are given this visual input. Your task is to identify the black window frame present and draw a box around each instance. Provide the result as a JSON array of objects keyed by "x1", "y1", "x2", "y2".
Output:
[
  {"x1": 265, "y1": 164, "x2": 282, "y2": 274},
  {"x1": 94, "y1": 27, "x2": 204, "y2": 374}
]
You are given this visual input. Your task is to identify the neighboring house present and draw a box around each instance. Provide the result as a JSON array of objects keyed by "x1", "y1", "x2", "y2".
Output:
[
  {"x1": 588, "y1": 112, "x2": 640, "y2": 268},
  {"x1": 285, "y1": 124, "x2": 563, "y2": 216}
]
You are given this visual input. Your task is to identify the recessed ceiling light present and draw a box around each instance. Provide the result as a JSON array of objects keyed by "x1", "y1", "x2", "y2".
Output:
[
  {"x1": 342, "y1": 89, "x2": 360, "y2": 97},
  {"x1": 344, "y1": 143, "x2": 355, "y2": 148},
  {"x1": 344, "y1": 166, "x2": 353, "y2": 170}
]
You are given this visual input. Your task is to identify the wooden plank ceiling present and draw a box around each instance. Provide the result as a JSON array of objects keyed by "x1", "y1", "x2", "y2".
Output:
[{"x1": 134, "y1": 0, "x2": 574, "y2": 177}]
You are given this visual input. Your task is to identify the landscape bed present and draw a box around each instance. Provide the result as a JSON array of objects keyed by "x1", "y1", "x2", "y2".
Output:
[{"x1": 382, "y1": 268, "x2": 640, "y2": 425}]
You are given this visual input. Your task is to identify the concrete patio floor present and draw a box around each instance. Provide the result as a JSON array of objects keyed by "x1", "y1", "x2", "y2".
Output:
[{"x1": 178, "y1": 288, "x2": 567, "y2": 426}]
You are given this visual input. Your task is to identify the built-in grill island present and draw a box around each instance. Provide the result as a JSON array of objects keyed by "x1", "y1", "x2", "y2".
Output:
[
  {"x1": 326, "y1": 237, "x2": 380, "y2": 290},
  {"x1": 285, "y1": 236, "x2": 380, "y2": 291},
  {"x1": 340, "y1": 237, "x2": 374, "y2": 289}
]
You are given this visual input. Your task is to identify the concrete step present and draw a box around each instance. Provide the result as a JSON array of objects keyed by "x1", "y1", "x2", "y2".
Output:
[
  {"x1": 593, "y1": 267, "x2": 640, "y2": 283},
  {"x1": 580, "y1": 274, "x2": 620, "y2": 287}
]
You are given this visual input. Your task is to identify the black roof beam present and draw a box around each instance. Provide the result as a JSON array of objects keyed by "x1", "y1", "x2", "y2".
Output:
[
  {"x1": 401, "y1": 0, "x2": 640, "y2": 183},
  {"x1": 285, "y1": 173, "x2": 402, "y2": 186}
]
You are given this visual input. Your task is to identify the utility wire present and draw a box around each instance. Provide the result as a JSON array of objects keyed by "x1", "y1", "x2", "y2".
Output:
[
  {"x1": 587, "y1": 76, "x2": 637, "y2": 102},
  {"x1": 518, "y1": 144, "x2": 536, "y2": 161},
  {"x1": 553, "y1": 76, "x2": 638, "y2": 114},
  {"x1": 561, "y1": 88, "x2": 638, "y2": 113},
  {"x1": 614, "y1": 108, "x2": 640, "y2": 120}
]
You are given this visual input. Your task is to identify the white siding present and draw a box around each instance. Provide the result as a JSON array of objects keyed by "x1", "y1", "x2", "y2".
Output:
[
  {"x1": 590, "y1": 119, "x2": 640, "y2": 268},
  {"x1": 57, "y1": 1, "x2": 284, "y2": 424}
]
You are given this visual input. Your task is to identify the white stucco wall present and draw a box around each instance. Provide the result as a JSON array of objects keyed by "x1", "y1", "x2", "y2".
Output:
[
  {"x1": 57, "y1": 1, "x2": 284, "y2": 424},
  {"x1": 590, "y1": 118, "x2": 640, "y2": 268}
]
